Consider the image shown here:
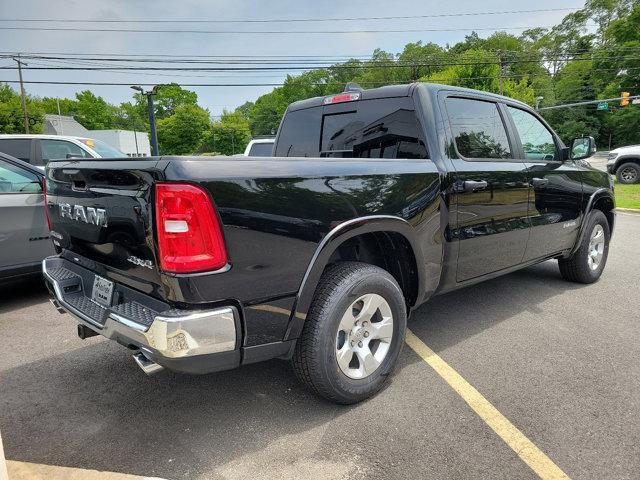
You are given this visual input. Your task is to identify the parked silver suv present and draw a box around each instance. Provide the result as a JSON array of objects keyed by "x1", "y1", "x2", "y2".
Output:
[
  {"x1": 0, "y1": 134, "x2": 125, "y2": 167},
  {"x1": 0, "y1": 152, "x2": 53, "y2": 281}
]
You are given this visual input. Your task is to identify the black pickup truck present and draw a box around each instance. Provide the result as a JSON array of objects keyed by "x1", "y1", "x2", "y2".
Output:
[{"x1": 43, "y1": 83, "x2": 615, "y2": 404}]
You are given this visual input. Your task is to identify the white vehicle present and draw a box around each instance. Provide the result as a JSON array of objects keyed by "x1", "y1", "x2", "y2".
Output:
[
  {"x1": 243, "y1": 137, "x2": 275, "y2": 157},
  {"x1": 0, "y1": 134, "x2": 126, "y2": 168},
  {"x1": 607, "y1": 145, "x2": 640, "y2": 184}
]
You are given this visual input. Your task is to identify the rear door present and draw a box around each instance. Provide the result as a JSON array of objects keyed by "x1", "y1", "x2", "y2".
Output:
[
  {"x1": 442, "y1": 96, "x2": 531, "y2": 282},
  {"x1": 0, "y1": 158, "x2": 52, "y2": 272},
  {"x1": 504, "y1": 106, "x2": 583, "y2": 260}
]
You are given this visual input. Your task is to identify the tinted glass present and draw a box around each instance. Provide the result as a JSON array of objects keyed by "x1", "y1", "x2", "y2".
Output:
[
  {"x1": 41, "y1": 139, "x2": 91, "y2": 162},
  {"x1": 83, "y1": 138, "x2": 125, "y2": 158},
  {"x1": 446, "y1": 98, "x2": 512, "y2": 159},
  {"x1": 0, "y1": 139, "x2": 31, "y2": 162},
  {"x1": 274, "y1": 108, "x2": 321, "y2": 157},
  {"x1": 248, "y1": 142, "x2": 274, "y2": 157},
  {"x1": 508, "y1": 107, "x2": 557, "y2": 160},
  {"x1": 321, "y1": 99, "x2": 428, "y2": 159},
  {"x1": 0, "y1": 159, "x2": 41, "y2": 194}
]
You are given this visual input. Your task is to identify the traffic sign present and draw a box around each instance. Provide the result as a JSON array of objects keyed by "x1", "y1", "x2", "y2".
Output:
[{"x1": 597, "y1": 102, "x2": 609, "y2": 110}]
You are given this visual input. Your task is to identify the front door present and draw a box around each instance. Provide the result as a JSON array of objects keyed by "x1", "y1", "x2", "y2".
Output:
[
  {"x1": 504, "y1": 106, "x2": 583, "y2": 261},
  {"x1": 443, "y1": 96, "x2": 531, "y2": 282},
  {"x1": 0, "y1": 159, "x2": 52, "y2": 273}
]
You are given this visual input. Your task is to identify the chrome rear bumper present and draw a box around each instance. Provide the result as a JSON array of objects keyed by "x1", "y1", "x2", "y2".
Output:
[{"x1": 43, "y1": 256, "x2": 239, "y2": 372}]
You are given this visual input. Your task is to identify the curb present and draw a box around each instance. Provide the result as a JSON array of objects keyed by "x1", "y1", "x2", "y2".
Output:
[{"x1": 616, "y1": 208, "x2": 640, "y2": 214}]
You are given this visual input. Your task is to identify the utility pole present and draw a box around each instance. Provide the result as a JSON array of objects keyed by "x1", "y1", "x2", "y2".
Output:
[
  {"x1": 13, "y1": 56, "x2": 29, "y2": 133},
  {"x1": 131, "y1": 85, "x2": 160, "y2": 156},
  {"x1": 497, "y1": 51, "x2": 505, "y2": 96}
]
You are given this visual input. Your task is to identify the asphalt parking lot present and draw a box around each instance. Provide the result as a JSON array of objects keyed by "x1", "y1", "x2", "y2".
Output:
[{"x1": 1, "y1": 213, "x2": 639, "y2": 480}]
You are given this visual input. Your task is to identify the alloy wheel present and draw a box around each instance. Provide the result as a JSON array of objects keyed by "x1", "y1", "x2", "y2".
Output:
[{"x1": 335, "y1": 293, "x2": 394, "y2": 379}]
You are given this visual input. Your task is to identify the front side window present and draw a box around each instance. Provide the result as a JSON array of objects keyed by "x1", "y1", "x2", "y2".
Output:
[
  {"x1": 446, "y1": 97, "x2": 512, "y2": 159},
  {"x1": 41, "y1": 139, "x2": 91, "y2": 162},
  {"x1": 0, "y1": 159, "x2": 41, "y2": 194},
  {"x1": 507, "y1": 107, "x2": 558, "y2": 160}
]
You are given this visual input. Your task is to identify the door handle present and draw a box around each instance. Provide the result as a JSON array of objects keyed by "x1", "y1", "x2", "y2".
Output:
[
  {"x1": 460, "y1": 180, "x2": 488, "y2": 192},
  {"x1": 530, "y1": 177, "x2": 549, "y2": 188}
]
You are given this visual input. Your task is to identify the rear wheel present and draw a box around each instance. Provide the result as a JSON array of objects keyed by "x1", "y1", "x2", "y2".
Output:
[
  {"x1": 616, "y1": 162, "x2": 640, "y2": 184},
  {"x1": 291, "y1": 262, "x2": 406, "y2": 404},
  {"x1": 558, "y1": 210, "x2": 610, "y2": 283}
]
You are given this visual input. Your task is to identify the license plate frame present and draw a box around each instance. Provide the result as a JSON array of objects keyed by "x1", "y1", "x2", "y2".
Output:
[{"x1": 91, "y1": 275, "x2": 114, "y2": 308}]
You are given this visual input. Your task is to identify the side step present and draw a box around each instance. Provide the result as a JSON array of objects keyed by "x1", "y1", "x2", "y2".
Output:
[{"x1": 132, "y1": 352, "x2": 164, "y2": 375}]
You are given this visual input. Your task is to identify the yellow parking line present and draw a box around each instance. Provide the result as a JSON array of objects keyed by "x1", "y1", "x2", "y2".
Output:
[{"x1": 405, "y1": 329, "x2": 570, "y2": 480}]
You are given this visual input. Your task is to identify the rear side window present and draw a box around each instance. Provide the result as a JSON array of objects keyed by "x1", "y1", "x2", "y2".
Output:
[
  {"x1": 0, "y1": 139, "x2": 31, "y2": 162},
  {"x1": 445, "y1": 97, "x2": 512, "y2": 159},
  {"x1": 275, "y1": 98, "x2": 428, "y2": 159},
  {"x1": 41, "y1": 139, "x2": 91, "y2": 162},
  {"x1": 0, "y1": 159, "x2": 41, "y2": 194}
]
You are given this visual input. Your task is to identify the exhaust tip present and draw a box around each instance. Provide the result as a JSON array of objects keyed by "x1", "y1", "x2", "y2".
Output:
[{"x1": 133, "y1": 352, "x2": 164, "y2": 376}]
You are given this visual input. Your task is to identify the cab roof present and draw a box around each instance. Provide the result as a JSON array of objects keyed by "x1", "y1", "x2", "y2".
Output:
[{"x1": 287, "y1": 82, "x2": 529, "y2": 112}]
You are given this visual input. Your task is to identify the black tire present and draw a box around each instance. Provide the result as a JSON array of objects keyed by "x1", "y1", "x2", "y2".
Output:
[
  {"x1": 291, "y1": 261, "x2": 407, "y2": 404},
  {"x1": 616, "y1": 162, "x2": 640, "y2": 184},
  {"x1": 558, "y1": 210, "x2": 610, "y2": 284}
]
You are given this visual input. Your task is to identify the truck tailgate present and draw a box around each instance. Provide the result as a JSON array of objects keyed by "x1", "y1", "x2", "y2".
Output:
[{"x1": 46, "y1": 159, "x2": 166, "y2": 297}]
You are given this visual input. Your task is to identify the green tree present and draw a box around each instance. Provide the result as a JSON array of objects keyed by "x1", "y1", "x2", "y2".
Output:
[
  {"x1": 202, "y1": 111, "x2": 252, "y2": 155},
  {"x1": 156, "y1": 104, "x2": 211, "y2": 155},
  {"x1": 0, "y1": 84, "x2": 44, "y2": 133}
]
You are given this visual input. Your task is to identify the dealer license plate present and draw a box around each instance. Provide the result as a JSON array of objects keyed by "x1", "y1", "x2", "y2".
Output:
[{"x1": 91, "y1": 275, "x2": 114, "y2": 308}]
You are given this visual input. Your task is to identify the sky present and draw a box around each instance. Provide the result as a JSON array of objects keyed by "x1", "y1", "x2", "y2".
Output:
[{"x1": 0, "y1": 0, "x2": 581, "y2": 118}]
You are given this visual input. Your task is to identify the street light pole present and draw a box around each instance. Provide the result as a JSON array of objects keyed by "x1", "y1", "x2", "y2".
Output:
[
  {"x1": 146, "y1": 92, "x2": 159, "y2": 156},
  {"x1": 131, "y1": 85, "x2": 160, "y2": 156}
]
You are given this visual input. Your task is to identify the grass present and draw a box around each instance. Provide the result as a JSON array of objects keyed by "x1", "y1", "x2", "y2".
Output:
[{"x1": 614, "y1": 180, "x2": 640, "y2": 210}]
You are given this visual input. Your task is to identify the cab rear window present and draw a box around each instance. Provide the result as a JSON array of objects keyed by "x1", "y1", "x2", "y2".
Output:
[{"x1": 275, "y1": 97, "x2": 428, "y2": 159}]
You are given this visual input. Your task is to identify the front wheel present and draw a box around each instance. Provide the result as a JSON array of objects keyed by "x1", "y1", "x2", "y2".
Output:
[
  {"x1": 616, "y1": 162, "x2": 640, "y2": 184},
  {"x1": 291, "y1": 262, "x2": 407, "y2": 404},
  {"x1": 558, "y1": 210, "x2": 610, "y2": 283}
]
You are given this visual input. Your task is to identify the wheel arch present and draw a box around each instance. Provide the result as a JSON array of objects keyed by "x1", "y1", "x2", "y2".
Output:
[
  {"x1": 284, "y1": 215, "x2": 426, "y2": 341},
  {"x1": 614, "y1": 155, "x2": 640, "y2": 173},
  {"x1": 569, "y1": 188, "x2": 615, "y2": 256}
]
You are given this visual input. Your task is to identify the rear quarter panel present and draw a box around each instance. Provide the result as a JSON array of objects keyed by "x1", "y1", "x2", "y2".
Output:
[{"x1": 161, "y1": 157, "x2": 443, "y2": 346}]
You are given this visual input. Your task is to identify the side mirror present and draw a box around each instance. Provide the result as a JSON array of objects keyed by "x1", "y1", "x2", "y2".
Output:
[{"x1": 569, "y1": 136, "x2": 597, "y2": 160}]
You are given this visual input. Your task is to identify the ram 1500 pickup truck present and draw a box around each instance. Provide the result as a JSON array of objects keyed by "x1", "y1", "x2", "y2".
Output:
[{"x1": 43, "y1": 83, "x2": 615, "y2": 404}]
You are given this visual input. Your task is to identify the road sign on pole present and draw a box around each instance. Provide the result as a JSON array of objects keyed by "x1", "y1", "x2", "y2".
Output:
[{"x1": 597, "y1": 102, "x2": 609, "y2": 111}]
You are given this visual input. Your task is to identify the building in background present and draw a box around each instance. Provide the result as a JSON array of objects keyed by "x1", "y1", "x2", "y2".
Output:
[{"x1": 43, "y1": 114, "x2": 151, "y2": 157}]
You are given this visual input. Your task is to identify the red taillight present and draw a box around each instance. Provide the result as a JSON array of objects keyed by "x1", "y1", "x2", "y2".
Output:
[
  {"x1": 323, "y1": 92, "x2": 360, "y2": 105},
  {"x1": 43, "y1": 178, "x2": 51, "y2": 231},
  {"x1": 155, "y1": 183, "x2": 227, "y2": 273}
]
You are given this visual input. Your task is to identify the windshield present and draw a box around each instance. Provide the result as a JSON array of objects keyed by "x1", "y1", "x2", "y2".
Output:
[
  {"x1": 248, "y1": 142, "x2": 274, "y2": 156},
  {"x1": 79, "y1": 138, "x2": 126, "y2": 158}
]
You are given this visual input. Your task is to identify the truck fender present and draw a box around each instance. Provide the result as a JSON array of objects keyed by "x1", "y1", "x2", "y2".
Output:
[
  {"x1": 283, "y1": 215, "x2": 426, "y2": 341},
  {"x1": 568, "y1": 188, "x2": 615, "y2": 257}
]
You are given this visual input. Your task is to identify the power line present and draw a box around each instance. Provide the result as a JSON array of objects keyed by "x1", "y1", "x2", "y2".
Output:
[
  {"x1": 0, "y1": 24, "x2": 583, "y2": 35},
  {"x1": 0, "y1": 8, "x2": 580, "y2": 24},
  {"x1": 3, "y1": 55, "x2": 639, "y2": 72},
  {"x1": 6, "y1": 45, "x2": 640, "y2": 60}
]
